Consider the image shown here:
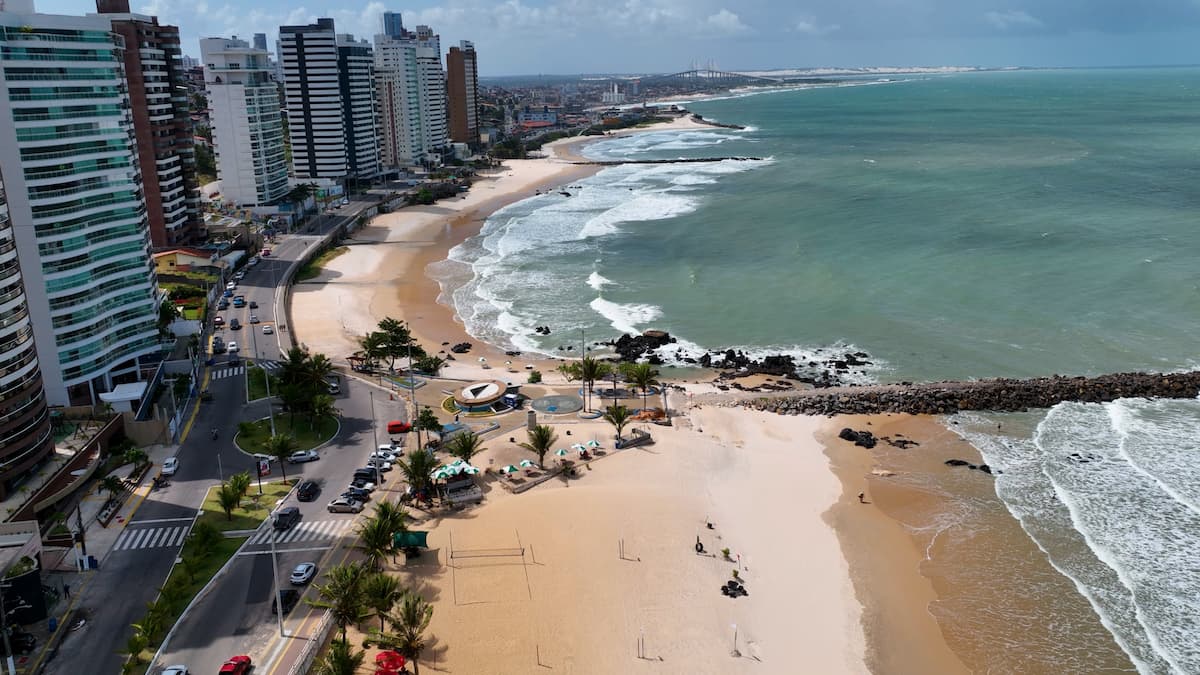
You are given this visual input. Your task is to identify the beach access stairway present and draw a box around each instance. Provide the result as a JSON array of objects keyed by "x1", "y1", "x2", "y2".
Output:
[{"x1": 745, "y1": 370, "x2": 1200, "y2": 416}]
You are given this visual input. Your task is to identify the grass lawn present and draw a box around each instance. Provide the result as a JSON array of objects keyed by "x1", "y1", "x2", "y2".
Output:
[
  {"x1": 195, "y1": 481, "x2": 295, "y2": 532},
  {"x1": 235, "y1": 413, "x2": 338, "y2": 454},
  {"x1": 296, "y1": 246, "x2": 348, "y2": 281},
  {"x1": 134, "y1": 535, "x2": 247, "y2": 672},
  {"x1": 247, "y1": 365, "x2": 270, "y2": 400}
]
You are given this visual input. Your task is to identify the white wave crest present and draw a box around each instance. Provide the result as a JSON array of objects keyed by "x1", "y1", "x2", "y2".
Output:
[
  {"x1": 587, "y1": 271, "x2": 614, "y2": 290},
  {"x1": 589, "y1": 297, "x2": 663, "y2": 334}
]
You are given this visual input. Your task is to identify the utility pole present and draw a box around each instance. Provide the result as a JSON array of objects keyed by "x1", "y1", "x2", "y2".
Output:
[
  {"x1": 369, "y1": 391, "x2": 381, "y2": 487},
  {"x1": 269, "y1": 507, "x2": 284, "y2": 637},
  {"x1": 407, "y1": 342, "x2": 418, "y2": 451}
]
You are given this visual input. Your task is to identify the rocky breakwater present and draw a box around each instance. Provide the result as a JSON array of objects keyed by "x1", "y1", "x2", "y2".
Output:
[
  {"x1": 746, "y1": 371, "x2": 1200, "y2": 416},
  {"x1": 606, "y1": 330, "x2": 872, "y2": 387}
]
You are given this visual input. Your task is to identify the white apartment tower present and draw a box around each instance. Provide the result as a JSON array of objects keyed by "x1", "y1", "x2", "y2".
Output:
[
  {"x1": 374, "y1": 14, "x2": 446, "y2": 169},
  {"x1": 280, "y1": 18, "x2": 377, "y2": 183},
  {"x1": 0, "y1": 6, "x2": 163, "y2": 406},
  {"x1": 200, "y1": 37, "x2": 289, "y2": 206}
]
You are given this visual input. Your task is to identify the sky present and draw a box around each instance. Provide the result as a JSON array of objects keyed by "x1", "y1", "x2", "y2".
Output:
[{"x1": 34, "y1": 0, "x2": 1200, "y2": 75}]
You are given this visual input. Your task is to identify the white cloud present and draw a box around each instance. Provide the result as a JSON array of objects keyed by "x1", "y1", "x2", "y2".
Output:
[
  {"x1": 984, "y1": 9, "x2": 1044, "y2": 30},
  {"x1": 704, "y1": 9, "x2": 750, "y2": 34},
  {"x1": 793, "y1": 16, "x2": 840, "y2": 36}
]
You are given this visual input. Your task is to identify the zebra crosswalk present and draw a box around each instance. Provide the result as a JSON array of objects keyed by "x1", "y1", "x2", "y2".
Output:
[
  {"x1": 259, "y1": 360, "x2": 281, "y2": 372},
  {"x1": 113, "y1": 525, "x2": 191, "y2": 551},
  {"x1": 247, "y1": 519, "x2": 356, "y2": 547},
  {"x1": 211, "y1": 366, "x2": 245, "y2": 380}
]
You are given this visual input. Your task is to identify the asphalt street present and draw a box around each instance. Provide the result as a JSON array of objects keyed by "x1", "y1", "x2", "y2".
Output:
[{"x1": 44, "y1": 199, "x2": 398, "y2": 675}]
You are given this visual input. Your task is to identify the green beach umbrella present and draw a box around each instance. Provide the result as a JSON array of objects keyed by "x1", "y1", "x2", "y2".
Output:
[
  {"x1": 461, "y1": 466, "x2": 481, "y2": 475},
  {"x1": 500, "y1": 465, "x2": 519, "y2": 474},
  {"x1": 572, "y1": 443, "x2": 587, "y2": 452},
  {"x1": 554, "y1": 448, "x2": 569, "y2": 457},
  {"x1": 586, "y1": 440, "x2": 601, "y2": 449},
  {"x1": 519, "y1": 459, "x2": 535, "y2": 468}
]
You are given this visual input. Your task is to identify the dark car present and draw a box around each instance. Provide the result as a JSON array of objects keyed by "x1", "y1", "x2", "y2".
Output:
[
  {"x1": 271, "y1": 589, "x2": 300, "y2": 615},
  {"x1": 0, "y1": 628, "x2": 35, "y2": 656},
  {"x1": 353, "y1": 468, "x2": 381, "y2": 481},
  {"x1": 296, "y1": 480, "x2": 319, "y2": 502},
  {"x1": 341, "y1": 486, "x2": 371, "y2": 502},
  {"x1": 249, "y1": 300, "x2": 258, "y2": 308},
  {"x1": 273, "y1": 506, "x2": 301, "y2": 531},
  {"x1": 229, "y1": 318, "x2": 241, "y2": 330}
]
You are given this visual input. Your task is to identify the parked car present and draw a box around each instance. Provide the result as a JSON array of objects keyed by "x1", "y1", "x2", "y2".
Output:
[
  {"x1": 325, "y1": 379, "x2": 340, "y2": 394},
  {"x1": 248, "y1": 256, "x2": 260, "y2": 266},
  {"x1": 252, "y1": 453, "x2": 278, "y2": 464},
  {"x1": 341, "y1": 487, "x2": 371, "y2": 502},
  {"x1": 262, "y1": 325, "x2": 274, "y2": 335},
  {"x1": 225, "y1": 281, "x2": 236, "y2": 290},
  {"x1": 261, "y1": 248, "x2": 271, "y2": 257},
  {"x1": 161, "y1": 667, "x2": 188, "y2": 675},
  {"x1": 348, "y1": 478, "x2": 376, "y2": 492},
  {"x1": 222, "y1": 289, "x2": 233, "y2": 298},
  {"x1": 370, "y1": 449, "x2": 398, "y2": 462},
  {"x1": 353, "y1": 468, "x2": 381, "y2": 481},
  {"x1": 289, "y1": 450, "x2": 319, "y2": 464},
  {"x1": 161, "y1": 457, "x2": 179, "y2": 476},
  {"x1": 296, "y1": 480, "x2": 319, "y2": 502},
  {"x1": 233, "y1": 271, "x2": 245, "y2": 280},
  {"x1": 219, "y1": 656, "x2": 252, "y2": 675},
  {"x1": 366, "y1": 458, "x2": 392, "y2": 472},
  {"x1": 0, "y1": 629, "x2": 36, "y2": 656},
  {"x1": 328, "y1": 497, "x2": 364, "y2": 514},
  {"x1": 229, "y1": 318, "x2": 241, "y2": 330},
  {"x1": 271, "y1": 589, "x2": 299, "y2": 615},
  {"x1": 273, "y1": 506, "x2": 301, "y2": 531},
  {"x1": 217, "y1": 299, "x2": 230, "y2": 310},
  {"x1": 289, "y1": 562, "x2": 317, "y2": 585}
]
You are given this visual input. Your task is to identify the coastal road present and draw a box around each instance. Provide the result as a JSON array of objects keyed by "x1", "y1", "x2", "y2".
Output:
[{"x1": 150, "y1": 376, "x2": 409, "y2": 674}]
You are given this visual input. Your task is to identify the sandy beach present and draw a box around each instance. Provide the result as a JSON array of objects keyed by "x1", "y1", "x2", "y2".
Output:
[{"x1": 346, "y1": 406, "x2": 865, "y2": 674}]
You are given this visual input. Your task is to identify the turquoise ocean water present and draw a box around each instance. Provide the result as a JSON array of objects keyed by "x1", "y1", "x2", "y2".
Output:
[{"x1": 433, "y1": 69, "x2": 1200, "y2": 672}]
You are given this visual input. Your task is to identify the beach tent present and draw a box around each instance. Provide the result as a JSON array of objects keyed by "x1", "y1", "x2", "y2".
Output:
[{"x1": 393, "y1": 531, "x2": 428, "y2": 548}]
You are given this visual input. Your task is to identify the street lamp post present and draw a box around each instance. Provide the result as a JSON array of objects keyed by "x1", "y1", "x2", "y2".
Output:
[
  {"x1": 369, "y1": 392, "x2": 381, "y2": 487},
  {"x1": 251, "y1": 320, "x2": 276, "y2": 437},
  {"x1": 268, "y1": 507, "x2": 284, "y2": 637},
  {"x1": 406, "y1": 342, "x2": 418, "y2": 451}
]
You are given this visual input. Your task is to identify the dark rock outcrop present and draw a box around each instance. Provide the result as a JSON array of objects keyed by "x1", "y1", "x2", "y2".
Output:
[{"x1": 838, "y1": 428, "x2": 877, "y2": 449}]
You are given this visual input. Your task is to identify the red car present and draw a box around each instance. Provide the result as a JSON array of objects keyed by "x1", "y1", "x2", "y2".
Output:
[
  {"x1": 219, "y1": 655, "x2": 251, "y2": 675},
  {"x1": 261, "y1": 248, "x2": 271, "y2": 257}
]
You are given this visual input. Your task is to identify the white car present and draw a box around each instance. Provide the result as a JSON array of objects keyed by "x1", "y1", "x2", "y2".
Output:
[
  {"x1": 225, "y1": 281, "x2": 237, "y2": 290},
  {"x1": 252, "y1": 453, "x2": 278, "y2": 464},
  {"x1": 248, "y1": 256, "x2": 260, "y2": 266},
  {"x1": 233, "y1": 271, "x2": 246, "y2": 280},
  {"x1": 289, "y1": 562, "x2": 318, "y2": 585},
  {"x1": 348, "y1": 479, "x2": 376, "y2": 492},
  {"x1": 370, "y1": 449, "x2": 398, "y2": 462},
  {"x1": 227, "y1": 341, "x2": 239, "y2": 353},
  {"x1": 366, "y1": 458, "x2": 392, "y2": 472},
  {"x1": 161, "y1": 457, "x2": 179, "y2": 476},
  {"x1": 162, "y1": 667, "x2": 189, "y2": 675},
  {"x1": 288, "y1": 450, "x2": 319, "y2": 464},
  {"x1": 249, "y1": 315, "x2": 259, "y2": 324},
  {"x1": 262, "y1": 325, "x2": 274, "y2": 335},
  {"x1": 327, "y1": 497, "x2": 364, "y2": 514}
]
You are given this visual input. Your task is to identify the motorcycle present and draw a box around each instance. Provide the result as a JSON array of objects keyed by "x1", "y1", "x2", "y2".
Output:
[{"x1": 211, "y1": 428, "x2": 219, "y2": 440}]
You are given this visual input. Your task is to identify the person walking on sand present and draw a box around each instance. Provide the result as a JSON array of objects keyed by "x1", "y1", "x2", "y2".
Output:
[{"x1": 858, "y1": 492, "x2": 867, "y2": 504}]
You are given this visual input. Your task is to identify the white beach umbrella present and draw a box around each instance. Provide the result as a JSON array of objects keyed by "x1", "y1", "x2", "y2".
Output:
[
  {"x1": 500, "y1": 465, "x2": 519, "y2": 474},
  {"x1": 519, "y1": 459, "x2": 535, "y2": 468},
  {"x1": 572, "y1": 443, "x2": 587, "y2": 452}
]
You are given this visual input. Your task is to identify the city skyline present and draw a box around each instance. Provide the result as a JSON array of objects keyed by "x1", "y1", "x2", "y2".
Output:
[{"x1": 32, "y1": 0, "x2": 1200, "y2": 75}]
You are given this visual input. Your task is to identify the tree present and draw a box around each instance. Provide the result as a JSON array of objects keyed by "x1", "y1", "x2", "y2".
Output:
[
  {"x1": 263, "y1": 434, "x2": 297, "y2": 481},
  {"x1": 312, "y1": 639, "x2": 365, "y2": 675},
  {"x1": 100, "y1": 474, "x2": 124, "y2": 502},
  {"x1": 518, "y1": 424, "x2": 557, "y2": 468},
  {"x1": 362, "y1": 572, "x2": 404, "y2": 632},
  {"x1": 621, "y1": 362, "x2": 660, "y2": 410},
  {"x1": 413, "y1": 355, "x2": 445, "y2": 376},
  {"x1": 311, "y1": 394, "x2": 337, "y2": 429},
  {"x1": 578, "y1": 356, "x2": 612, "y2": 412},
  {"x1": 372, "y1": 500, "x2": 409, "y2": 537},
  {"x1": 397, "y1": 448, "x2": 438, "y2": 498},
  {"x1": 603, "y1": 405, "x2": 633, "y2": 442},
  {"x1": 176, "y1": 555, "x2": 205, "y2": 586},
  {"x1": 123, "y1": 447, "x2": 148, "y2": 468},
  {"x1": 414, "y1": 407, "x2": 442, "y2": 452},
  {"x1": 357, "y1": 332, "x2": 388, "y2": 371},
  {"x1": 228, "y1": 471, "x2": 251, "y2": 504},
  {"x1": 355, "y1": 516, "x2": 396, "y2": 572},
  {"x1": 157, "y1": 300, "x2": 180, "y2": 335},
  {"x1": 444, "y1": 430, "x2": 485, "y2": 464},
  {"x1": 308, "y1": 562, "x2": 370, "y2": 644},
  {"x1": 384, "y1": 591, "x2": 434, "y2": 675},
  {"x1": 123, "y1": 631, "x2": 149, "y2": 665},
  {"x1": 189, "y1": 520, "x2": 222, "y2": 556},
  {"x1": 374, "y1": 317, "x2": 425, "y2": 371},
  {"x1": 217, "y1": 483, "x2": 241, "y2": 521}
]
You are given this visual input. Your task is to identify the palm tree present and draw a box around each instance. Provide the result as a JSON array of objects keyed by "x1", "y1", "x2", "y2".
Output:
[
  {"x1": 100, "y1": 474, "x2": 124, "y2": 502},
  {"x1": 263, "y1": 434, "x2": 297, "y2": 481},
  {"x1": 310, "y1": 393, "x2": 337, "y2": 430},
  {"x1": 228, "y1": 471, "x2": 251, "y2": 504},
  {"x1": 357, "y1": 332, "x2": 388, "y2": 371},
  {"x1": 217, "y1": 483, "x2": 241, "y2": 521},
  {"x1": 621, "y1": 362, "x2": 660, "y2": 410},
  {"x1": 133, "y1": 600, "x2": 167, "y2": 642},
  {"x1": 189, "y1": 520, "x2": 222, "y2": 556},
  {"x1": 397, "y1": 448, "x2": 438, "y2": 498},
  {"x1": 386, "y1": 591, "x2": 434, "y2": 675},
  {"x1": 355, "y1": 516, "x2": 396, "y2": 571},
  {"x1": 308, "y1": 562, "x2": 369, "y2": 644},
  {"x1": 122, "y1": 631, "x2": 149, "y2": 665},
  {"x1": 518, "y1": 424, "x2": 557, "y2": 468},
  {"x1": 444, "y1": 430, "x2": 485, "y2": 464},
  {"x1": 578, "y1": 356, "x2": 611, "y2": 412},
  {"x1": 122, "y1": 447, "x2": 148, "y2": 468},
  {"x1": 362, "y1": 572, "x2": 404, "y2": 632},
  {"x1": 311, "y1": 639, "x2": 365, "y2": 675},
  {"x1": 415, "y1": 406, "x2": 443, "y2": 452},
  {"x1": 372, "y1": 501, "x2": 409, "y2": 549},
  {"x1": 176, "y1": 555, "x2": 206, "y2": 586},
  {"x1": 603, "y1": 405, "x2": 633, "y2": 442}
]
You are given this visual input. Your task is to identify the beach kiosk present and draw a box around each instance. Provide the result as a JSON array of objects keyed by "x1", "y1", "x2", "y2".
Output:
[{"x1": 452, "y1": 379, "x2": 511, "y2": 413}]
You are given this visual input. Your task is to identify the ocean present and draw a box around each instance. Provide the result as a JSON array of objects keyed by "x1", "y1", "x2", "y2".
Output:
[{"x1": 434, "y1": 68, "x2": 1200, "y2": 673}]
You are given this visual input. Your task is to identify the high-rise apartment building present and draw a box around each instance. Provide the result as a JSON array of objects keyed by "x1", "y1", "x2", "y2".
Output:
[
  {"x1": 0, "y1": 176, "x2": 55, "y2": 499},
  {"x1": 446, "y1": 40, "x2": 478, "y2": 146},
  {"x1": 382, "y1": 11, "x2": 404, "y2": 40},
  {"x1": 0, "y1": 7, "x2": 163, "y2": 406},
  {"x1": 252, "y1": 32, "x2": 267, "y2": 52},
  {"x1": 93, "y1": 0, "x2": 202, "y2": 248},
  {"x1": 374, "y1": 17, "x2": 446, "y2": 169},
  {"x1": 280, "y1": 19, "x2": 377, "y2": 183},
  {"x1": 200, "y1": 37, "x2": 289, "y2": 206}
]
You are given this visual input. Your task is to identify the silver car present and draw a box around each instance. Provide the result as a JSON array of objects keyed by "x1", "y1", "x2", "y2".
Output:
[
  {"x1": 289, "y1": 562, "x2": 317, "y2": 585},
  {"x1": 161, "y1": 457, "x2": 179, "y2": 476},
  {"x1": 327, "y1": 497, "x2": 363, "y2": 513},
  {"x1": 288, "y1": 450, "x2": 319, "y2": 464}
]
